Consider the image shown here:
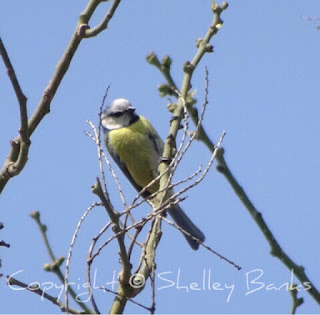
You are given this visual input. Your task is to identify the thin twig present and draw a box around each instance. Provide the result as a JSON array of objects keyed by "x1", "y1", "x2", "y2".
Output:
[
  {"x1": 89, "y1": 201, "x2": 179, "y2": 263},
  {"x1": 0, "y1": 38, "x2": 28, "y2": 135},
  {"x1": 161, "y1": 216, "x2": 240, "y2": 270},
  {"x1": 101, "y1": 150, "x2": 129, "y2": 208},
  {"x1": 30, "y1": 211, "x2": 56, "y2": 262},
  {"x1": 158, "y1": 131, "x2": 241, "y2": 270},
  {"x1": 93, "y1": 130, "x2": 225, "y2": 262},
  {"x1": 127, "y1": 227, "x2": 144, "y2": 260},
  {"x1": 29, "y1": 211, "x2": 92, "y2": 313},
  {"x1": 89, "y1": 219, "x2": 148, "y2": 263},
  {"x1": 163, "y1": 131, "x2": 226, "y2": 216},
  {"x1": 290, "y1": 283, "x2": 304, "y2": 314},
  {"x1": 6, "y1": 276, "x2": 81, "y2": 314},
  {"x1": 87, "y1": 119, "x2": 108, "y2": 195},
  {"x1": 99, "y1": 286, "x2": 152, "y2": 312},
  {"x1": 64, "y1": 202, "x2": 101, "y2": 313},
  {"x1": 86, "y1": 119, "x2": 128, "y2": 208},
  {"x1": 0, "y1": 37, "x2": 30, "y2": 189},
  {"x1": 97, "y1": 85, "x2": 111, "y2": 194},
  {"x1": 92, "y1": 179, "x2": 132, "y2": 284}
]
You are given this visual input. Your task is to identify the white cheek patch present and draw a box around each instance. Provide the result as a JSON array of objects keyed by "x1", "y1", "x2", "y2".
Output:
[
  {"x1": 102, "y1": 117, "x2": 118, "y2": 130},
  {"x1": 102, "y1": 115, "x2": 129, "y2": 130}
]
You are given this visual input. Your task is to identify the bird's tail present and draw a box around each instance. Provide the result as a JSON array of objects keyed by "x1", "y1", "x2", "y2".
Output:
[{"x1": 167, "y1": 204, "x2": 205, "y2": 250}]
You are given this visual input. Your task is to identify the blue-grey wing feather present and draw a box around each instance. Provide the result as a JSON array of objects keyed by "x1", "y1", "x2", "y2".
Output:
[
  {"x1": 148, "y1": 131, "x2": 163, "y2": 157},
  {"x1": 147, "y1": 128, "x2": 164, "y2": 179}
]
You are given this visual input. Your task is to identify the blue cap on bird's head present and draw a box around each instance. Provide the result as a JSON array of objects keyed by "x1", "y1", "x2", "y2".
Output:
[
  {"x1": 105, "y1": 98, "x2": 136, "y2": 116},
  {"x1": 101, "y1": 98, "x2": 137, "y2": 130}
]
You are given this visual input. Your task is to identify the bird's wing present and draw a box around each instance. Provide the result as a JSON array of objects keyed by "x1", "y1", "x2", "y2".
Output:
[
  {"x1": 145, "y1": 122, "x2": 164, "y2": 178},
  {"x1": 147, "y1": 130, "x2": 164, "y2": 157}
]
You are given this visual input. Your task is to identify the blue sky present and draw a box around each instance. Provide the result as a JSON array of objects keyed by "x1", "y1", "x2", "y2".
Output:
[{"x1": 1, "y1": 0, "x2": 320, "y2": 313}]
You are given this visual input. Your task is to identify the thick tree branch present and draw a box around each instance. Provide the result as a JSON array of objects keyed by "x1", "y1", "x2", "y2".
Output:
[
  {"x1": 109, "y1": 217, "x2": 162, "y2": 314},
  {"x1": 0, "y1": 0, "x2": 122, "y2": 194}
]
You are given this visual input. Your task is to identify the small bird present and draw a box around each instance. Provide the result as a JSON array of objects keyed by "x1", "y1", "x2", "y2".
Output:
[{"x1": 101, "y1": 98, "x2": 205, "y2": 250}]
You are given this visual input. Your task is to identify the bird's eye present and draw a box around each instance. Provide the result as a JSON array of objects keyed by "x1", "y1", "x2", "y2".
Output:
[{"x1": 110, "y1": 111, "x2": 123, "y2": 118}]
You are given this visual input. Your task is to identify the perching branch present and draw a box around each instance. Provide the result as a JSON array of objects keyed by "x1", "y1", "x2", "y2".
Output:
[
  {"x1": 0, "y1": 0, "x2": 122, "y2": 194},
  {"x1": 155, "y1": 2, "x2": 228, "y2": 207}
]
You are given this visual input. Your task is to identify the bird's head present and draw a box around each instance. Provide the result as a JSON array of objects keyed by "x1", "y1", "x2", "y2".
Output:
[{"x1": 101, "y1": 98, "x2": 138, "y2": 130}]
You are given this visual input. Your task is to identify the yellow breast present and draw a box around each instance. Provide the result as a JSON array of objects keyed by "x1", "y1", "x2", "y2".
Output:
[{"x1": 108, "y1": 116, "x2": 160, "y2": 193}]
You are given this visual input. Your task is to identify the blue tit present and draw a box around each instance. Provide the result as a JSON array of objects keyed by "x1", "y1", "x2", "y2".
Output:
[{"x1": 101, "y1": 98, "x2": 205, "y2": 250}]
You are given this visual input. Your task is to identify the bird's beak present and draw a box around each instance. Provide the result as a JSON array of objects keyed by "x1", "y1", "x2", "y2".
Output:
[{"x1": 128, "y1": 107, "x2": 136, "y2": 113}]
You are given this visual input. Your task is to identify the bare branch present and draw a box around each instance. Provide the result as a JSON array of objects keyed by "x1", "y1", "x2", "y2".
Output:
[
  {"x1": 86, "y1": 119, "x2": 128, "y2": 207},
  {"x1": 86, "y1": 221, "x2": 112, "y2": 314},
  {"x1": 64, "y1": 202, "x2": 101, "y2": 312},
  {"x1": 109, "y1": 217, "x2": 162, "y2": 314},
  {"x1": 217, "y1": 149, "x2": 320, "y2": 303},
  {"x1": 0, "y1": 0, "x2": 122, "y2": 194},
  {"x1": 156, "y1": 2, "x2": 228, "y2": 213},
  {"x1": 99, "y1": 286, "x2": 152, "y2": 312},
  {"x1": 0, "y1": 240, "x2": 10, "y2": 248},
  {"x1": 148, "y1": 2, "x2": 320, "y2": 306},
  {"x1": 0, "y1": 37, "x2": 30, "y2": 190},
  {"x1": 83, "y1": 0, "x2": 121, "y2": 38},
  {"x1": 0, "y1": 38, "x2": 28, "y2": 133},
  {"x1": 29, "y1": 210, "x2": 93, "y2": 313},
  {"x1": 92, "y1": 179, "x2": 132, "y2": 285},
  {"x1": 289, "y1": 283, "x2": 304, "y2": 314},
  {"x1": 161, "y1": 216, "x2": 240, "y2": 270},
  {"x1": 6, "y1": 276, "x2": 82, "y2": 314}
]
